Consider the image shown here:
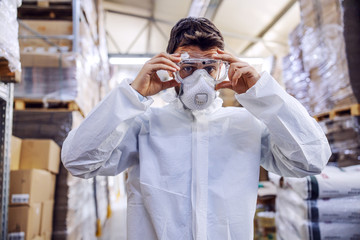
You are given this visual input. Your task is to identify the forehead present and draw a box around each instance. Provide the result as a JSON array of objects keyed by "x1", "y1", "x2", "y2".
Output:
[{"x1": 174, "y1": 46, "x2": 217, "y2": 58}]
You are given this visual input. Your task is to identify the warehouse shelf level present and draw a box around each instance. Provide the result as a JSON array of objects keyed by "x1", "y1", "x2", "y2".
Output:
[{"x1": 14, "y1": 98, "x2": 85, "y2": 118}]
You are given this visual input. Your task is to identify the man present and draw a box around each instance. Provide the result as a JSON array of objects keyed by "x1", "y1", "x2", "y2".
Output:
[{"x1": 62, "y1": 17, "x2": 331, "y2": 239}]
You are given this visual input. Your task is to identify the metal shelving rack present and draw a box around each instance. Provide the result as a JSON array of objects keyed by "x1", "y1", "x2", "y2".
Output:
[
  {"x1": 0, "y1": 82, "x2": 13, "y2": 240},
  {"x1": 0, "y1": 1, "x2": 80, "y2": 239}
]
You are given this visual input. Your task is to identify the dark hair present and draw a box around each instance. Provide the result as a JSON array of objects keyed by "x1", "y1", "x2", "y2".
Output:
[{"x1": 166, "y1": 17, "x2": 224, "y2": 54}]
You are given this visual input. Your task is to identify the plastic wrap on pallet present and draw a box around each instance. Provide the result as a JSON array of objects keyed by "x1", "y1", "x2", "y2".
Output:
[
  {"x1": 276, "y1": 214, "x2": 360, "y2": 240},
  {"x1": 12, "y1": 111, "x2": 81, "y2": 146},
  {"x1": 272, "y1": 165, "x2": 360, "y2": 240},
  {"x1": 80, "y1": 0, "x2": 98, "y2": 44},
  {"x1": 16, "y1": 66, "x2": 78, "y2": 100},
  {"x1": 276, "y1": 187, "x2": 360, "y2": 223},
  {"x1": 79, "y1": 16, "x2": 101, "y2": 80},
  {"x1": 279, "y1": 165, "x2": 360, "y2": 200},
  {"x1": 14, "y1": 53, "x2": 78, "y2": 101},
  {"x1": 295, "y1": 0, "x2": 358, "y2": 115},
  {"x1": 96, "y1": 0, "x2": 110, "y2": 84},
  {"x1": 53, "y1": 169, "x2": 97, "y2": 240},
  {"x1": 282, "y1": 25, "x2": 311, "y2": 113},
  {"x1": 343, "y1": 1, "x2": 360, "y2": 103},
  {"x1": 318, "y1": 115, "x2": 360, "y2": 167},
  {"x1": 14, "y1": 52, "x2": 100, "y2": 115},
  {"x1": 0, "y1": 0, "x2": 22, "y2": 71}
]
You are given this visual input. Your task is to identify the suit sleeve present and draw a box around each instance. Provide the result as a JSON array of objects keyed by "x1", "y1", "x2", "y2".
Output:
[
  {"x1": 235, "y1": 72, "x2": 331, "y2": 177},
  {"x1": 61, "y1": 79, "x2": 153, "y2": 179}
]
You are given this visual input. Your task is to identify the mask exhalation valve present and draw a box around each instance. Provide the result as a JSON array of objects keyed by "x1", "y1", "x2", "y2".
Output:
[{"x1": 195, "y1": 93, "x2": 208, "y2": 105}]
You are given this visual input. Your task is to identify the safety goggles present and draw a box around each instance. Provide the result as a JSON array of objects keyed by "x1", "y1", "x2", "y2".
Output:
[{"x1": 174, "y1": 58, "x2": 229, "y2": 83}]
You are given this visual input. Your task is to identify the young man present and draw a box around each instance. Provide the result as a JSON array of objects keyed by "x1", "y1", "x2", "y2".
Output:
[{"x1": 62, "y1": 17, "x2": 331, "y2": 239}]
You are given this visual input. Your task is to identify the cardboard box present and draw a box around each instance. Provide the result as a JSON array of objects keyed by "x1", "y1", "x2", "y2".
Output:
[
  {"x1": 20, "y1": 139, "x2": 60, "y2": 174},
  {"x1": 10, "y1": 169, "x2": 56, "y2": 206},
  {"x1": 8, "y1": 203, "x2": 42, "y2": 240},
  {"x1": 19, "y1": 20, "x2": 73, "y2": 52},
  {"x1": 40, "y1": 200, "x2": 54, "y2": 240},
  {"x1": 20, "y1": 52, "x2": 77, "y2": 68},
  {"x1": 10, "y1": 136, "x2": 22, "y2": 170}
]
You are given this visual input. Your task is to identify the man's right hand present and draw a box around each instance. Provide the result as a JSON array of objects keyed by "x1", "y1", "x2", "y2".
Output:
[{"x1": 130, "y1": 52, "x2": 181, "y2": 97}]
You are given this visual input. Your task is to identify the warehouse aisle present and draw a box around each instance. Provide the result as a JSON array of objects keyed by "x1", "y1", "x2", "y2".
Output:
[{"x1": 100, "y1": 196, "x2": 127, "y2": 240}]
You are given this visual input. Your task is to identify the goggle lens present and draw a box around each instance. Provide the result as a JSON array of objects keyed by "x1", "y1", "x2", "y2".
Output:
[{"x1": 176, "y1": 59, "x2": 229, "y2": 82}]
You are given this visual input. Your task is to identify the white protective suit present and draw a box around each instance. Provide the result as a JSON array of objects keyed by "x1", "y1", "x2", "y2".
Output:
[{"x1": 62, "y1": 72, "x2": 331, "y2": 240}]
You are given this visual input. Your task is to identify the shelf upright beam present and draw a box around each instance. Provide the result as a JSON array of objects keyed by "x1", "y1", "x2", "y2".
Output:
[
  {"x1": 0, "y1": 82, "x2": 14, "y2": 240},
  {"x1": 72, "y1": 0, "x2": 80, "y2": 53}
]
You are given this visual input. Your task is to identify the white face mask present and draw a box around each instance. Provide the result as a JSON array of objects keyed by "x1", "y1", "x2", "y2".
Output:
[{"x1": 179, "y1": 69, "x2": 216, "y2": 111}]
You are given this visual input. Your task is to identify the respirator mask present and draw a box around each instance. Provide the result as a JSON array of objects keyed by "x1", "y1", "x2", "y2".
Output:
[{"x1": 174, "y1": 57, "x2": 229, "y2": 110}]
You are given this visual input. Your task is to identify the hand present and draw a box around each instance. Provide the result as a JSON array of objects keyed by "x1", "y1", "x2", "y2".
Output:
[
  {"x1": 213, "y1": 49, "x2": 261, "y2": 94},
  {"x1": 131, "y1": 52, "x2": 181, "y2": 96}
]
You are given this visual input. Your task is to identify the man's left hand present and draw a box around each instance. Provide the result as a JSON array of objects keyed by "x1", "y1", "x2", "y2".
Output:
[{"x1": 213, "y1": 49, "x2": 261, "y2": 94}]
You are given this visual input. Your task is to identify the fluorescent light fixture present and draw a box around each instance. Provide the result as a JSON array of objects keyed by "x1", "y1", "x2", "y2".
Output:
[{"x1": 109, "y1": 57, "x2": 151, "y2": 65}]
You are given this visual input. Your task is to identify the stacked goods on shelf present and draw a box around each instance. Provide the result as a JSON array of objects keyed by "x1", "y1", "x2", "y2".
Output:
[
  {"x1": 282, "y1": 25, "x2": 311, "y2": 113},
  {"x1": 0, "y1": 0, "x2": 22, "y2": 83},
  {"x1": 283, "y1": 0, "x2": 359, "y2": 116},
  {"x1": 12, "y1": 110, "x2": 109, "y2": 239},
  {"x1": 342, "y1": 1, "x2": 360, "y2": 103},
  {"x1": 14, "y1": 1, "x2": 111, "y2": 237},
  {"x1": 10, "y1": 136, "x2": 22, "y2": 171},
  {"x1": 254, "y1": 182, "x2": 277, "y2": 240},
  {"x1": 318, "y1": 115, "x2": 360, "y2": 167},
  {"x1": 270, "y1": 166, "x2": 360, "y2": 240},
  {"x1": 16, "y1": 0, "x2": 110, "y2": 116},
  {"x1": 8, "y1": 138, "x2": 60, "y2": 240}
]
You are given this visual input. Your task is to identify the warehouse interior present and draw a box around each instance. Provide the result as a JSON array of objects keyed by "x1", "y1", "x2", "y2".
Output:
[{"x1": 1, "y1": 0, "x2": 360, "y2": 239}]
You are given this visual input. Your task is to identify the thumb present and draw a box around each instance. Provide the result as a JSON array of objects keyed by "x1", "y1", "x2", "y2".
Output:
[
  {"x1": 215, "y1": 81, "x2": 233, "y2": 91},
  {"x1": 162, "y1": 79, "x2": 180, "y2": 90}
]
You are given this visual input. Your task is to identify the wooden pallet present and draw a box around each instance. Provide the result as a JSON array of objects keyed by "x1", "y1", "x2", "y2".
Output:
[
  {"x1": 14, "y1": 98, "x2": 85, "y2": 117},
  {"x1": 0, "y1": 58, "x2": 21, "y2": 83},
  {"x1": 314, "y1": 104, "x2": 360, "y2": 121}
]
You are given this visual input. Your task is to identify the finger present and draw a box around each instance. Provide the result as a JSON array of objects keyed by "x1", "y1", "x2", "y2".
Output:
[
  {"x1": 170, "y1": 53, "x2": 181, "y2": 62},
  {"x1": 228, "y1": 62, "x2": 251, "y2": 81},
  {"x1": 149, "y1": 57, "x2": 180, "y2": 70},
  {"x1": 215, "y1": 81, "x2": 233, "y2": 90},
  {"x1": 162, "y1": 79, "x2": 180, "y2": 90},
  {"x1": 212, "y1": 49, "x2": 238, "y2": 63},
  {"x1": 149, "y1": 64, "x2": 178, "y2": 73},
  {"x1": 228, "y1": 65, "x2": 236, "y2": 82},
  {"x1": 232, "y1": 68, "x2": 243, "y2": 83},
  {"x1": 213, "y1": 50, "x2": 249, "y2": 65},
  {"x1": 155, "y1": 52, "x2": 181, "y2": 63}
]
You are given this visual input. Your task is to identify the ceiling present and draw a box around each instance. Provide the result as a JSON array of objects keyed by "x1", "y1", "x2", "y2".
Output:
[{"x1": 103, "y1": 0, "x2": 301, "y2": 58}]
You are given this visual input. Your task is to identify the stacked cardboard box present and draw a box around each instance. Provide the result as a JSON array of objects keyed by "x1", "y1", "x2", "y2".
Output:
[
  {"x1": 271, "y1": 166, "x2": 360, "y2": 240},
  {"x1": 12, "y1": 110, "x2": 109, "y2": 240},
  {"x1": 10, "y1": 136, "x2": 22, "y2": 170},
  {"x1": 8, "y1": 138, "x2": 60, "y2": 240},
  {"x1": 283, "y1": 0, "x2": 359, "y2": 116},
  {"x1": 254, "y1": 182, "x2": 277, "y2": 240}
]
